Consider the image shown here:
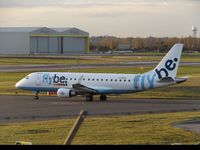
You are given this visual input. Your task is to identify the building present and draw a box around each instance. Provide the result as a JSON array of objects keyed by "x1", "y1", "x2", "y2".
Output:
[
  {"x1": 117, "y1": 44, "x2": 130, "y2": 50},
  {"x1": 0, "y1": 27, "x2": 89, "y2": 55}
]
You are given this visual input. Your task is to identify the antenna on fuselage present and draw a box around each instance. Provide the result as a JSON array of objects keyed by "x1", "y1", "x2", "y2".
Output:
[{"x1": 77, "y1": 75, "x2": 84, "y2": 84}]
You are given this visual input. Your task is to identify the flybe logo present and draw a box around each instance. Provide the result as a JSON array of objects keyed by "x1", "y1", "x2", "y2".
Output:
[
  {"x1": 43, "y1": 74, "x2": 68, "y2": 86},
  {"x1": 133, "y1": 73, "x2": 156, "y2": 90},
  {"x1": 43, "y1": 74, "x2": 52, "y2": 85},
  {"x1": 155, "y1": 58, "x2": 178, "y2": 79},
  {"x1": 53, "y1": 74, "x2": 68, "y2": 84}
]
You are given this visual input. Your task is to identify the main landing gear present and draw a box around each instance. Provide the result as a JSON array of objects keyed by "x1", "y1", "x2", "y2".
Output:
[
  {"x1": 100, "y1": 95, "x2": 107, "y2": 101},
  {"x1": 85, "y1": 94, "x2": 107, "y2": 102}
]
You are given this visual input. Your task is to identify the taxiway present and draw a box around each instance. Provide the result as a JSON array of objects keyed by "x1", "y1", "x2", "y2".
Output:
[{"x1": 0, "y1": 96, "x2": 200, "y2": 123}]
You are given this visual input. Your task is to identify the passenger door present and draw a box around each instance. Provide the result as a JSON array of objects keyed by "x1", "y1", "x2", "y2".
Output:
[{"x1": 35, "y1": 73, "x2": 42, "y2": 86}]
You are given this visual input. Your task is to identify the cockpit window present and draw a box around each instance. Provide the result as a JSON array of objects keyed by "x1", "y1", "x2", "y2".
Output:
[{"x1": 25, "y1": 76, "x2": 30, "y2": 79}]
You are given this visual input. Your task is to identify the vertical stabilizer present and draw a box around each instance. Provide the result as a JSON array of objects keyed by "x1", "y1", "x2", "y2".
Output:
[{"x1": 154, "y1": 44, "x2": 183, "y2": 80}]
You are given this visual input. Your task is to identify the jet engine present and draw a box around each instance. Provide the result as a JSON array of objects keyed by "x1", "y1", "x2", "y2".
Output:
[{"x1": 57, "y1": 88, "x2": 77, "y2": 98}]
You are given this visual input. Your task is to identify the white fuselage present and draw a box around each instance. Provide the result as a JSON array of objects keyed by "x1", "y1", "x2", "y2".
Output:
[{"x1": 15, "y1": 71, "x2": 174, "y2": 95}]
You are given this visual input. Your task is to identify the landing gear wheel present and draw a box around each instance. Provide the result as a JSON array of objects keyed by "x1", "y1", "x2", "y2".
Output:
[
  {"x1": 34, "y1": 91, "x2": 39, "y2": 100},
  {"x1": 100, "y1": 95, "x2": 107, "y2": 101},
  {"x1": 34, "y1": 96, "x2": 39, "y2": 100},
  {"x1": 86, "y1": 95, "x2": 93, "y2": 101}
]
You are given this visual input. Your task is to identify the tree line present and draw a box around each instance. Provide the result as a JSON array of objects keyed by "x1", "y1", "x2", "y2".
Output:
[{"x1": 90, "y1": 36, "x2": 200, "y2": 52}]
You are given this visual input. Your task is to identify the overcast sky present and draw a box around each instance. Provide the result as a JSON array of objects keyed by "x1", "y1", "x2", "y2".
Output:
[{"x1": 0, "y1": 0, "x2": 199, "y2": 37}]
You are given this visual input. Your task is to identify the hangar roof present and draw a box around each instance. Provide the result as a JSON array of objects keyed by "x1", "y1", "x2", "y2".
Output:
[
  {"x1": 0, "y1": 27, "x2": 42, "y2": 32},
  {"x1": 0, "y1": 27, "x2": 89, "y2": 35},
  {"x1": 52, "y1": 28, "x2": 72, "y2": 32}
]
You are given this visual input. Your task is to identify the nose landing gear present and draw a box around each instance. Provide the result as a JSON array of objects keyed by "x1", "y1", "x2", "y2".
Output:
[{"x1": 33, "y1": 91, "x2": 39, "y2": 100}]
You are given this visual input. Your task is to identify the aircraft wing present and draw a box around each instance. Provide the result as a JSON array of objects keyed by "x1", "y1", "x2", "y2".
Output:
[{"x1": 72, "y1": 83, "x2": 99, "y2": 94}]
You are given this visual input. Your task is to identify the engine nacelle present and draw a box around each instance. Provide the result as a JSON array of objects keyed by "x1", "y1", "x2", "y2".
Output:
[{"x1": 57, "y1": 88, "x2": 77, "y2": 98}]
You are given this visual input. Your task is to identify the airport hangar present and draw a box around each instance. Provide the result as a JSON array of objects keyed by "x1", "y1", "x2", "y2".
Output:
[{"x1": 0, "y1": 27, "x2": 89, "y2": 55}]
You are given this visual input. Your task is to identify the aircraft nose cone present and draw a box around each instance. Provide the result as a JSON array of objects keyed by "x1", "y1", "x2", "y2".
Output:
[{"x1": 15, "y1": 81, "x2": 21, "y2": 89}]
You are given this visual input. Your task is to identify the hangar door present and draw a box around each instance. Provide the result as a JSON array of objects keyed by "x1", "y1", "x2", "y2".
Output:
[
  {"x1": 30, "y1": 37, "x2": 59, "y2": 54},
  {"x1": 38, "y1": 37, "x2": 48, "y2": 53},
  {"x1": 63, "y1": 37, "x2": 85, "y2": 53},
  {"x1": 30, "y1": 37, "x2": 38, "y2": 53},
  {"x1": 49, "y1": 37, "x2": 59, "y2": 54}
]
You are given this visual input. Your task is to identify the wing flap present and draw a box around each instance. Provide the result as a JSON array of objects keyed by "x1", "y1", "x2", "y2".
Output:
[{"x1": 72, "y1": 83, "x2": 99, "y2": 94}]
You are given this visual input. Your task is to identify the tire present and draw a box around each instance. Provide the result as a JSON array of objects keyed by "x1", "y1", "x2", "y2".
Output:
[
  {"x1": 34, "y1": 96, "x2": 39, "y2": 100},
  {"x1": 100, "y1": 95, "x2": 107, "y2": 101}
]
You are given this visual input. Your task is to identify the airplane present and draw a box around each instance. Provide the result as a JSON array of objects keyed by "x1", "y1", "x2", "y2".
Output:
[{"x1": 15, "y1": 44, "x2": 188, "y2": 101}]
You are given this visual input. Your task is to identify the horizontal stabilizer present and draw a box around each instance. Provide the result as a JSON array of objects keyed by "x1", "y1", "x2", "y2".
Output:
[
  {"x1": 175, "y1": 76, "x2": 190, "y2": 84},
  {"x1": 158, "y1": 76, "x2": 189, "y2": 84},
  {"x1": 158, "y1": 77, "x2": 174, "y2": 83}
]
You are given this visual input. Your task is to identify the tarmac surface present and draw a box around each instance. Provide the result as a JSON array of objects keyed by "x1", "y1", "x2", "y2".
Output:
[
  {"x1": 0, "y1": 95, "x2": 200, "y2": 124},
  {"x1": 0, "y1": 62, "x2": 200, "y2": 72},
  {"x1": 174, "y1": 120, "x2": 200, "y2": 135}
]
